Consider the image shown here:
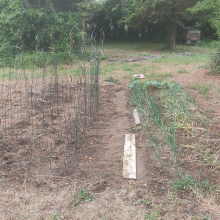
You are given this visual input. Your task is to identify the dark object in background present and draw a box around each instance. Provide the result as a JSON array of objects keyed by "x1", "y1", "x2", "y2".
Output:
[{"x1": 176, "y1": 27, "x2": 201, "y2": 44}]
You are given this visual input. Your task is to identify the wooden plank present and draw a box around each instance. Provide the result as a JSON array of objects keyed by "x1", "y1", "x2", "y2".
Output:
[
  {"x1": 123, "y1": 134, "x2": 136, "y2": 179},
  {"x1": 133, "y1": 109, "x2": 141, "y2": 125}
]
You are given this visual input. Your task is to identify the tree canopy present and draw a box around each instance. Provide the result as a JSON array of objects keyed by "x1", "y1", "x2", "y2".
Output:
[
  {"x1": 0, "y1": 0, "x2": 100, "y2": 55},
  {"x1": 0, "y1": 0, "x2": 219, "y2": 55},
  {"x1": 189, "y1": 0, "x2": 220, "y2": 37}
]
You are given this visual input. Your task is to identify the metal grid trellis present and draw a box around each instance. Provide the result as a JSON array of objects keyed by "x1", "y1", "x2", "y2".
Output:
[{"x1": 0, "y1": 31, "x2": 103, "y2": 178}]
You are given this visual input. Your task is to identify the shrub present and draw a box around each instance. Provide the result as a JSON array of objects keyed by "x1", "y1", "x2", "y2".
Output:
[{"x1": 210, "y1": 45, "x2": 220, "y2": 75}]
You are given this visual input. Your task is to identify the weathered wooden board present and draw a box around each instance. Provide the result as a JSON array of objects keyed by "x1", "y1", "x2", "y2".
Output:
[
  {"x1": 133, "y1": 109, "x2": 141, "y2": 125},
  {"x1": 123, "y1": 134, "x2": 136, "y2": 179}
]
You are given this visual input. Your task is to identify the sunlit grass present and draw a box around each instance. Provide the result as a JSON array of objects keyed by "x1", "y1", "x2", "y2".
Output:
[{"x1": 153, "y1": 53, "x2": 210, "y2": 65}]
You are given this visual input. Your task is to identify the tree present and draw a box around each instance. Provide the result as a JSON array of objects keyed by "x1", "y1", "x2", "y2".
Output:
[
  {"x1": 189, "y1": 0, "x2": 220, "y2": 38},
  {"x1": 0, "y1": 0, "x2": 101, "y2": 56},
  {"x1": 118, "y1": 0, "x2": 200, "y2": 50}
]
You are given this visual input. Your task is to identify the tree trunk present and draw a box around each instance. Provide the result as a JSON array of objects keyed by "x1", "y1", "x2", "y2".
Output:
[{"x1": 170, "y1": 13, "x2": 177, "y2": 51}]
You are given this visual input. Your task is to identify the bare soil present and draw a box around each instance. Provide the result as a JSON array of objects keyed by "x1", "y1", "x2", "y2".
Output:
[{"x1": 1, "y1": 65, "x2": 220, "y2": 219}]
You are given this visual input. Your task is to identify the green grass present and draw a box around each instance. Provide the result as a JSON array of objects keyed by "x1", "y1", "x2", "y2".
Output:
[
  {"x1": 145, "y1": 71, "x2": 173, "y2": 81},
  {"x1": 142, "y1": 66, "x2": 150, "y2": 72},
  {"x1": 121, "y1": 64, "x2": 134, "y2": 72},
  {"x1": 104, "y1": 40, "x2": 164, "y2": 52},
  {"x1": 153, "y1": 53, "x2": 210, "y2": 65},
  {"x1": 190, "y1": 84, "x2": 211, "y2": 98},
  {"x1": 133, "y1": 52, "x2": 152, "y2": 57},
  {"x1": 131, "y1": 62, "x2": 142, "y2": 67},
  {"x1": 51, "y1": 211, "x2": 61, "y2": 220},
  {"x1": 102, "y1": 63, "x2": 118, "y2": 74},
  {"x1": 73, "y1": 189, "x2": 94, "y2": 207},
  {"x1": 177, "y1": 67, "x2": 188, "y2": 73},
  {"x1": 103, "y1": 40, "x2": 217, "y2": 57},
  {"x1": 0, "y1": 65, "x2": 81, "y2": 81}
]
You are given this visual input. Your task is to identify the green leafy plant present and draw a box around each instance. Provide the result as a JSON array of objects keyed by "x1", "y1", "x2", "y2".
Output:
[
  {"x1": 78, "y1": 189, "x2": 93, "y2": 202},
  {"x1": 177, "y1": 67, "x2": 188, "y2": 73},
  {"x1": 74, "y1": 189, "x2": 94, "y2": 207},
  {"x1": 51, "y1": 211, "x2": 61, "y2": 220},
  {"x1": 164, "y1": 125, "x2": 178, "y2": 163},
  {"x1": 210, "y1": 47, "x2": 220, "y2": 75},
  {"x1": 141, "y1": 198, "x2": 151, "y2": 205},
  {"x1": 144, "y1": 213, "x2": 158, "y2": 220},
  {"x1": 170, "y1": 174, "x2": 196, "y2": 191}
]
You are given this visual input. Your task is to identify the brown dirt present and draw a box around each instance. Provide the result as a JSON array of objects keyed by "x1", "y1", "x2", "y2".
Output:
[
  {"x1": 173, "y1": 69, "x2": 220, "y2": 126},
  {"x1": 1, "y1": 68, "x2": 220, "y2": 219}
]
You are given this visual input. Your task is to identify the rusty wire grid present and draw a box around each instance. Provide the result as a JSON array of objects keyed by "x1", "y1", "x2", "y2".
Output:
[{"x1": 0, "y1": 29, "x2": 103, "y2": 179}]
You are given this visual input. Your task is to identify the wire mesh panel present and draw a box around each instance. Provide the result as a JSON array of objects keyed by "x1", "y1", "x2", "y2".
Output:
[{"x1": 0, "y1": 35, "x2": 102, "y2": 178}]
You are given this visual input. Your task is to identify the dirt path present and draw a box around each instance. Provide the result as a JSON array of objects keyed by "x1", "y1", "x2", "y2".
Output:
[{"x1": 77, "y1": 83, "x2": 147, "y2": 187}]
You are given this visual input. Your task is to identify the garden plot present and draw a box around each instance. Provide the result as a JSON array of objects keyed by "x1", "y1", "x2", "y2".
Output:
[{"x1": 1, "y1": 42, "x2": 220, "y2": 219}]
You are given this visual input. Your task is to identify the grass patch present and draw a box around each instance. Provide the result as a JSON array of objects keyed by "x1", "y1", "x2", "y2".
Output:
[
  {"x1": 177, "y1": 67, "x2": 188, "y2": 73},
  {"x1": 51, "y1": 211, "x2": 61, "y2": 220},
  {"x1": 104, "y1": 76, "x2": 120, "y2": 84},
  {"x1": 73, "y1": 189, "x2": 94, "y2": 207},
  {"x1": 190, "y1": 84, "x2": 211, "y2": 98},
  {"x1": 102, "y1": 63, "x2": 117, "y2": 74},
  {"x1": 121, "y1": 64, "x2": 134, "y2": 72},
  {"x1": 104, "y1": 40, "x2": 216, "y2": 57},
  {"x1": 153, "y1": 53, "x2": 210, "y2": 65},
  {"x1": 142, "y1": 66, "x2": 150, "y2": 72},
  {"x1": 131, "y1": 62, "x2": 142, "y2": 67}
]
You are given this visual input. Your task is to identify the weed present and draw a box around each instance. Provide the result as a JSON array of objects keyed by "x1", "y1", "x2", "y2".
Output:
[
  {"x1": 190, "y1": 84, "x2": 211, "y2": 98},
  {"x1": 170, "y1": 173, "x2": 196, "y2": 191},
  {"x1": 177, "y1": 67, "x2": 188, "y2": 73},
  {"x1": 74, "y1": 189, "x2": 94, "y2": 207},
  {"x1": 51, "y1": 211, "x2": 61, "y2": 220},
  {"x1": 104, "y1": 76, "x2": 120, "y2": 84},
  {"x1": 78, "y1": 189, "x2": 93, "y2": 202},
  {"x1": 130, "y1": 125, "x2": 142, "y2": 132},
  {"x1": 117, "y1": 158, "x2": 123, "y2": 162},
  {"x1": 141, "y1": 198, "x2": 151, "y2": 205},
  {"x1": 144, "y1": 213, "x2": 158, "y2": 220}
]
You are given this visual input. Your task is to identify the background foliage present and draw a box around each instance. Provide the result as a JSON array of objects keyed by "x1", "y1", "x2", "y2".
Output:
[{"x1": 0, "y1": 0, "x2": 219, "y2": 57}]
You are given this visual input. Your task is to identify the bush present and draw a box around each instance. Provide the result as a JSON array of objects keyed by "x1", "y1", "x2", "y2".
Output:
[{"x1": 210, "y1": 45, "x2": 220, "y2": 75}]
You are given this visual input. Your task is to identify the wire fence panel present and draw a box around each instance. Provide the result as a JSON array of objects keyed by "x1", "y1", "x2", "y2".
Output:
[{"x1": 0, "y1": 35, "x2": 102, "y2": 178}]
